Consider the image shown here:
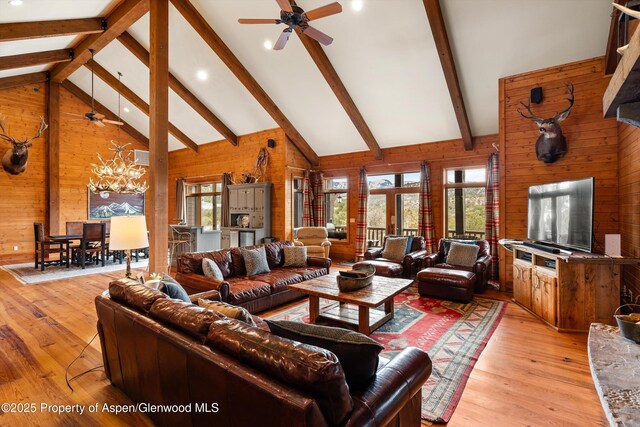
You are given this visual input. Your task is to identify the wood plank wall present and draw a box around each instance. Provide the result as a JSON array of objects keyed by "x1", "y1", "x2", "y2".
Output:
[
  {"x1": 0, "y1": 83, "x2": 147, "y2": 259},
  {"x1": 618, "y1": 122, "x2": 640, "y2": 302},
  {"x1": 316, "y1": 135, "x2": 498, "y2": 261},
  {"x1": 499, "y1": 57, "x2": 619, "y2": 289}
]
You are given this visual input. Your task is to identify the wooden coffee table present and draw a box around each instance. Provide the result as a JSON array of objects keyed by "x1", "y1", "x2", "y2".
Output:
[{"x1": 288, "y1": 273, "x2": 413, "y2": 335}]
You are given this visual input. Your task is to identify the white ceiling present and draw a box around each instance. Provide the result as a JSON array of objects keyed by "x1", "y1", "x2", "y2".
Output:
[{"x1": 0, "y1": 0, "x2": 612, "y2": 154}]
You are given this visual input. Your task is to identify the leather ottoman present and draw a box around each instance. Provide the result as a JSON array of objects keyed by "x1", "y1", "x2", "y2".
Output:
[
  {"x1": 353, "y1": 260, "x2": 404, "y2": 278},
  {"x1": 417, "y1": 268, "x2": 476, "y2": 303}
]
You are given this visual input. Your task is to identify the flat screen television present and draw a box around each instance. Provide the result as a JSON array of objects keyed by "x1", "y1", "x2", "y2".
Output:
[{"x1": 527, "y1": 177, "x2": 594, "y2": 252}]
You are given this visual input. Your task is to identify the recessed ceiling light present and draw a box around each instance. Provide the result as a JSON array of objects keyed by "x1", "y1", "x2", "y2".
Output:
[
  {"x1": 196, "y1": 70, "x2": 208, "y2": 81},
  {"x1": 9, "y1": 0, "x2": 24, "y2": 6},
  {"x1": 264, "y1": 40, "x2": 273, "y2": 50},
  {"x1": 351, "y1": 0, "x2": 363, "y2": 12},
  {"x1": 123, "y1": 107, "x2": 130, "y2": 113}
]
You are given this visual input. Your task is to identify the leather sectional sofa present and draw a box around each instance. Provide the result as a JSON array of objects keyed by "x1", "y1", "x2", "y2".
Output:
[
  {"x1": 96, "y1": 279, "x2": 433, "y2": 427},
  {"x1": 176, "y1": 241, "x2": 331, "y2": 313}
]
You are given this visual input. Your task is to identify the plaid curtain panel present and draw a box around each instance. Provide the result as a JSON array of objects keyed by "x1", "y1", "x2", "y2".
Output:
[
  {"x1": 485, "y1": 153, "x2": 500, "y2": 279},
  {"x1": 355, "y1": 167, "x2": 368, "y2": 257},
  {"x1": 221, "y1": 173, "x2": 232, "y2": 228},
  {"x1": 302, "y1": 171, "x2": 313, "y2": 227},
  {"x1": 311, "y1": 172, "x2": 325, "y2": 227},
  {"x1": 418, "y1": 160, "x2": 437, "y2": 253}
]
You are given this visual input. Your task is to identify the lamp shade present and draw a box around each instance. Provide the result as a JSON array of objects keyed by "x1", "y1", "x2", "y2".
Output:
[{"x1": 109, "y1": 215, "x2": 149, "y2": 250}]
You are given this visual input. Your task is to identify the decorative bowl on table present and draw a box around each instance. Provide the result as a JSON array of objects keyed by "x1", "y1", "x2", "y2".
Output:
[
  {"x1": 614, "y1": 304, "x2": 640, "y2": 344},
  {"x1": 337, "y1": 264, "x2": 375, "y2": 292}
]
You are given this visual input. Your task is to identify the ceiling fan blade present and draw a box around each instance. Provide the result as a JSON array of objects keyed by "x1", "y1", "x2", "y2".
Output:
[
  {"x1": 63, "y1": 112, "x2": 86, "y2": 118},
  {"x1": 304, "y1": 2, "x2": 342, "y2": 21},
  {"x1": 102, "y1": 119, "x2": 124, "y2": 126},
  {"x1": 273, "y1": 29, "x2": 292, "y2": 50},
  {"x1": 94, "y1": 120, "x2": 106, "y2": 128},
  {"x1": 276, "y1": 0, "x2": 293, "y2": 13},
  {"x1": 93, "y1": 113, "x2": 106, "y2": 119},
  {"x1": 301, "y1": 25, "x2": 333, "y2": 46},
  {"x1": 238, "y1": 18, "x2": 280, "y2": 24}
]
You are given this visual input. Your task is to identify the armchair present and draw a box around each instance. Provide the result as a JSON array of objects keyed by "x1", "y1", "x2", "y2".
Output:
[
  {"x1": 293, "y1": 227, "x2": 331, "y2": 258},
  {"x1": 422, "y1": 238, "x2": 492, "y2": 293},
  {"x1": 356, "y1": 236, "x2": 426, "y2": 278}
]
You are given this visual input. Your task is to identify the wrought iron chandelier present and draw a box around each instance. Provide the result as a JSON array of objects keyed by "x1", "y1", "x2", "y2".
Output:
[{"x1": 88, "y1": 72, "x2": 148, "y2": 195}]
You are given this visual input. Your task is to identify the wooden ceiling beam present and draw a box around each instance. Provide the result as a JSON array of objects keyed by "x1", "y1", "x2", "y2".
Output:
[
  {"x1": 422, "y1": 0, "x2": 473, "y2": 151},
  {"x1": 50, "y1": 0, "x2": 149, "y2": 83},
  {"x1": 86, "y1": 60, "x2": 198, "y2": 152},
  {"x1": 170, "y1": 0, "x2": 319, "y2": 166},
  {"x1": 295, "y1": 27, "x2": 382, "y2": 160},
  {"x1": 117, "y1": 31, "x2": 238, "y2": 146},
  {"x1": 0, "y1": 18, "x2": 104, "y2": 42},
  {"x1": 605, "y1": 0, "x2": 626, "y2": 75},
  {"x1": 61, "y1": 80, "x2": 149, "y2": 147},
  {"x1": 0, "y1": 71, "x2": 49, "y2": 90},
  {"x1": 0, "y1": 49, "x2": 73, "y2": 72}
]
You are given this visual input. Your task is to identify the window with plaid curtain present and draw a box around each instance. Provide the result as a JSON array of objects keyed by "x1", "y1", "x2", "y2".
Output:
[
  {"x1": 485, "y1": 153, "x2": 500, "y2": 279},
  {"x1": 311, "y1": 172, "x2": 325, "y2": 227},
  {"x1": 418, "y1": 160, "x2": 436, "y2": 253},
  {"x1": 355, "y1": 167, "x2": 368, "y2": 258},
  {"x1": 302, "y1": 171, "x2": 313, "y2": 227}
]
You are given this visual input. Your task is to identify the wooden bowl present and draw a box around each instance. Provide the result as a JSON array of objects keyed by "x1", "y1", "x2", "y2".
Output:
[
  {"x1": 614, "y1": 304, "x2": 640, "y2": 344},
  {"x1": 337, "y1": 264, "x2": 375, "y2": 292}
]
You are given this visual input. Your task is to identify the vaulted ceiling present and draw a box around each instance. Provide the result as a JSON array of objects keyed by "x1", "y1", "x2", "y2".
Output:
[{"x1": 0, "y1": 0, "x2": 612, "y2": 155}]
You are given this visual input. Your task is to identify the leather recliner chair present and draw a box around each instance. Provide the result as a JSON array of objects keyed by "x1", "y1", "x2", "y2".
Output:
[{"x1": 294, "y1": 227, "x2": 331, "y2": 258}]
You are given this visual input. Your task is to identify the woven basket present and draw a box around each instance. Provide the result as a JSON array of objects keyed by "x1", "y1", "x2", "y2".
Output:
[
  {"x1": 614, "y1": 304, "x2": 640, "y2": 344},
  {"x1": 337, "y1": 264, "x2": 375, "y2": 292}
]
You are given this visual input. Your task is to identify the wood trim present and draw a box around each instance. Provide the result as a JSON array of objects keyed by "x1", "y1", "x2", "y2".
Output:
[
  {"x1": 295, "y1": 28, "x2": 382, "y2": 160},
  {"x1": 117, "y1": 31, "x2": 238, "y2": 146},
  {"x1": 0, "y1": 71, "x2": 49, "y2": 90},
  {"x1": 498, "y1": 78, "x2": 507, "y2": 291},
  {"x1": 0, "y1": 49, "x2": 72, "y2": 72},
  {"x1": 604, "y1": 26, "x2": 640, "y2": 117},
  {"x1": 48, "y1": 81, "x2": 61, "y2": 235},
  {"x1": 148, "y1": 0, "x2": 170, "y2": 274},
  {"x1": 170, "y1": 0, "x2": 319, "y2": 166},
  {"x1": 0, "y1": 18, "x2": 104, "y2": 42},
  {"x1": 422, "y1": 0, "x2": 473, "y2": 150},
  {"x1": 86, "y1": 60, "x2": 198, "y2": 152},
  {"x1": 50, "y1": 0, "x2": 149, "y2": 83},
  {"x1": 605, "y1": 0, "x2": 625, "y2": 75},
  {"x1": 60, "y1": 80, "x2": 149, "y2": 147}
]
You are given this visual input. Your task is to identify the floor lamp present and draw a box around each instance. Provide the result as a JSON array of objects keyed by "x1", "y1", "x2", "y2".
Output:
[{"x1": 109, "y1": 215, "x2": 149, "y2": 278}]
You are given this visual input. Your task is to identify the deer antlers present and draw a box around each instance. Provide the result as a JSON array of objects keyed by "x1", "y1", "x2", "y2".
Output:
[
  {"x1": 516, "y1": 83, "x2": 574, "y2": 123},
  {"x1": 0, "y1": 114, "x2": 48, "y2": 146}
]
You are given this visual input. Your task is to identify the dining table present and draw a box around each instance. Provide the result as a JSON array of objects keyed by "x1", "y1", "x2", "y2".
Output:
[{"x1": 49, "y1": 233, "x2": 111, "y2": 267}]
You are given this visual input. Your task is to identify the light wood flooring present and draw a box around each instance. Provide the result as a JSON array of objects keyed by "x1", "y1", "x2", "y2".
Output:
[{"x1": 0, "y1": 263, "x2": 607, "y2": 426}]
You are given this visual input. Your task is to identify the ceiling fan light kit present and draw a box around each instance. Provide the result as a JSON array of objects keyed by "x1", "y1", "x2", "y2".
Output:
[{"x1": 239, "y1": 1, "x2": 342, "y2": 50}]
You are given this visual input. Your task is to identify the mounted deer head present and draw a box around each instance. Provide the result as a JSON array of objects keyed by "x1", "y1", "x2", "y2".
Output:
[
  {"x1": 0, "y1": 115, "x2": 48, "y2": 175},
  {"x1": 517, "y1": 83, "x2": 574, "y2": 164}
]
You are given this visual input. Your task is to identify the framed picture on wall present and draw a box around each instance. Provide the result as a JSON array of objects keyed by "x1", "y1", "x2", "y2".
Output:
[{"x1": 88, "y1": 190, "x2": 145, "y2": 220}]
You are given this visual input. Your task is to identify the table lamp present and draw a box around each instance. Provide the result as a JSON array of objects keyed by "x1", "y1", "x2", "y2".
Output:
[{"x1": 109, "y1": 215, "x2": 149, "y2": 278}]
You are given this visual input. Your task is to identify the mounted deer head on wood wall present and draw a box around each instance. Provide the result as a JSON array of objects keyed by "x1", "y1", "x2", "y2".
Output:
[
  {"x1": 0, "y1": 115, "x2": 48, "y2": 175},
  {"x1": 517, "y1": 83, "x2": 574, "y2": 164}
]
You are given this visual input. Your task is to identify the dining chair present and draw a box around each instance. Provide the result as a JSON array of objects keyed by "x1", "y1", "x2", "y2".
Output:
[
  {"x1": 34, "y1": 223, "x2": 68, "y2": 271},
  {"x1": 168, "y1": 226, "x2": 192, "y2": 273},
  {"x1": 77, "y1": 223, "x2": 106, "y2": 269},
  {"x1": 66, "y1": 221, "x2": 83, "y2": 257}
]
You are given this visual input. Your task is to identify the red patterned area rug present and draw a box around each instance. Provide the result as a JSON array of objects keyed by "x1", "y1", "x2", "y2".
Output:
[{"x1": 266, "y1": 286, "x2": 507, "y2": 424}]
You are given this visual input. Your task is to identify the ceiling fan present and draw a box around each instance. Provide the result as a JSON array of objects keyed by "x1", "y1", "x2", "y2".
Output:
[
  {"x1": 64, "y1": 49, "x2": 123, "y2": 128},
  {"x1": 238, "y1": 0, "x2": 342, "y2": 50}
]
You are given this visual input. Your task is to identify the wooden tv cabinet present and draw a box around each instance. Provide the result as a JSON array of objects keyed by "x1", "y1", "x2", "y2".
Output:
[{"x1": 511, "y1": 244, "x2": 638, "y2": 332}]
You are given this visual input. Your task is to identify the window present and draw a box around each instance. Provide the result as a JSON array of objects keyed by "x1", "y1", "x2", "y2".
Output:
[
  {"x1": 186, "y1": 182, "x2": 222, "y2": 231},
  {"x1": 292, "y1": 177, "x2": 304, "y2": 229},
  {"x1": 324, "y1": 177, "x2": 348, "y2": 239},
  {"x1": 444, "y1": 168, "x2": 486, "y2": 239}
]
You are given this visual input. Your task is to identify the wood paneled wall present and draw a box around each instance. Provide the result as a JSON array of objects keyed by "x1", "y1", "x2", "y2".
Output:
[
  {"x1": 618, "y1": 122, "x2": 640, "y2": 302},
  {"x1": 499, "y1": 57, "x2": 619, "y2": 289},
  {"x1": 0, "y1": 83, "x2": 147, "y2": 259},
  {"x1": 316, "y1": 135, "x2": 498, "y2": 260}
]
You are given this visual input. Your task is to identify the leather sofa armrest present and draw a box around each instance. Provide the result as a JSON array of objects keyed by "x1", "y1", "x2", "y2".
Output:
[
  {"x1": 188, "y1": 289, "x2": 222, "y2": 303},
  {"x1": 174, "y1": 272, "x2": 230, "y2": 302},
  {"x1": 346, "y1": 347, "x2": 432, "y2": 427},
  {"x1": 405, "y1": 249, "x2": 427, "y2": 262},
  {"x1": 320, "y1": 240, "x2": 331, "y2": 247},
  {"x1": 422, "y1": 252, "x2": 441, "y2": 269},
  {"x1": 364, "y1": 248, "x2": 383, "y2": 260},
  {"x1": 306, "y1": 256, "x2": 331, "y2": 269},
  {"x1": 474, "y1": 254, "x2": 492, "y2": 274}
]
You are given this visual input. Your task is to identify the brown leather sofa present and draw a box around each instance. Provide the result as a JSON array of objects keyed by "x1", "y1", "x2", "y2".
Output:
[
  {"x1": 421, "y1": 238, "x2": 492, "y2": 293},
  {"x1": 358, "y1": 236, "x2": 426, "y2": 278},
  {"x1": 96, "y1": 279, "x2": 433, "y2": 427},
  {"x1": 176, "y1": 241, "x2": 331, "y2": 314}
]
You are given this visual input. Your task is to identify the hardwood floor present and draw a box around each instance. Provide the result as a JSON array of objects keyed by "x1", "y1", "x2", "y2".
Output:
[{"x1": 0, "y1": 264, "x2": 607, "y2": 426}]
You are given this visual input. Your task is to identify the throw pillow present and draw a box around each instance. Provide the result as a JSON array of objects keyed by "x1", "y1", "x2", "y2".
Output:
[
  {"x1": 445, "y1": 241, "x2": 480, "y2": 267},
  {"x1": 283, "y1": 246, "x2": 307, "y2": 267},
  {"x1": 158, "y1": 276, "x2": 191, "y2": 303},
  {"x1": 381, "y1": 237, "x2": 409, "y2": 261},
  {"x1": 385, "y1": 235, "x2": 414, "y2": 254},
  {"x1": 202, "y1": 258, "x2": 224, "y2": 280},
  {"x1": 241, "y1": 246, "x2": 271, "y2": 276},
  {"x1": 443, "y1": 239, "x2": 477, "y2": 258},
  {"x1": 266, "y1": 320, "x2": 384, "y2": 389},
  {"x1": 198, "y1": 299, "x2": 257, "y2": 327}
]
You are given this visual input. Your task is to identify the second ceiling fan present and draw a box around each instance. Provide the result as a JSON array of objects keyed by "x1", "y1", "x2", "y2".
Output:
[{"x1": 239, "y1": 0, "x2": 342, "y2": 50}]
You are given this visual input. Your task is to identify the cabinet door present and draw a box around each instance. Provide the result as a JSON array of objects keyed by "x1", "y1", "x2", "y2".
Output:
[
  {"x1": 513, "y1": 261, "x2": 532, "y2": 310},
  {"x1": 531, "y1": 273, "x2": 543, "y2": 318},
  {"x1": 229, "y1": 189, "x2": 238, "y2": 211},
  {"x1": 254, "y1": 187, "x2": 265, "y2": 212},
  {"x1": 538, "y1": 272, "x2": 557, "y2": 326},
  {"x1": 245, "y1": 189, "x2": 255, "y2": 211}
]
